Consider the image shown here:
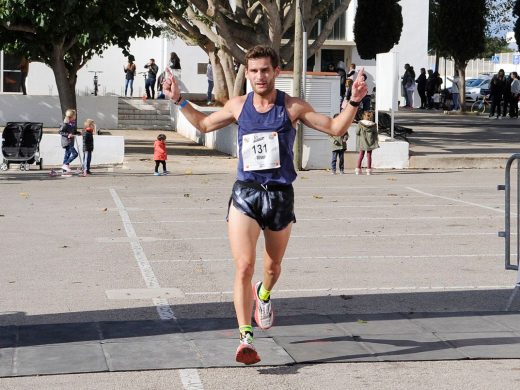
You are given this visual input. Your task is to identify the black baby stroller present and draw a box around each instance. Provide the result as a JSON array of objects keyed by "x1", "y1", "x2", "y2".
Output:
[{"x1": 1, "y1": 122, "x2": 44, "y2": 171}]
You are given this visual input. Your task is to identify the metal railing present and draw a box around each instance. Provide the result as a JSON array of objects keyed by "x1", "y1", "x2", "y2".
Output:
[{"x1": 497, "y1": 153, "x2": 520, "y2": 310}]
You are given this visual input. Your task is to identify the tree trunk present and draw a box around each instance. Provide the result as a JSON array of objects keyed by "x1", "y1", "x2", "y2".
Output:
[
  {"x1": 50, "y1": 46, "x2": 77, "y2": 116},
  {"x1": 233, "y1": 65, "x2": 246, "y2": 98},
  {"x1": 218, "y1": 50, "x2": 237, "y2": 99},
  {"x1": 456, "y1": 60, "x2": 466, "y2": 112}
]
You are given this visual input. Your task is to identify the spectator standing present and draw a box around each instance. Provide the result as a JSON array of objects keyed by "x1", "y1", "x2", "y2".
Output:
[
  {"x1": 19, "y1": 57, "x2": 29, "y2": 95},
  {"x1": 503, "y1": 72, "x2": 513, "y2": 118},
  {"x1": 82, "y1": 119, "x2": 95, "y2": 175},
  {"x1": 144, "y1": 58, "x2": 159, "y2": 99},
  {"x1": 489, "y1": 69, "x2": 506, "y2": 119},
  {"x1": 447, "y1": 71, "x2": 461, "y2": 111},
  {"x1": 355, "y1": 110, "x2": 378, "y2": 176},
  {"x1": 509, "y1": 72, "x2": 519, "y2": 119},
  {"x1": 169, "y1": 52, "x2": 181, "y2": 79},
  {"x1": 207, "y1": 62, "x2": 214, "y2": 105},
  {"x1": 59, "y1": 109, "x2": 78, "y2": 172},
  {"x1": 432, "y1": 72, "x2": 443, "y2": 109},
  {"x1": 401, "y1": 64, "x2": 415, "y2": 108},
  {"x1": 426, "y1": 69, "x2": 435, "y2": 109},
  {"x1": 336, "y1": 61, "x2": 347, "y2": 107},
  {"x1": 347, "y1": 63, "x2": 357, "y2": 80},
  {"x1": 124, "y1": 57, "x2": 136, "y2": 97},
  {"x1": 416, "y1": 68, "x2": 427, "y2": 109}
]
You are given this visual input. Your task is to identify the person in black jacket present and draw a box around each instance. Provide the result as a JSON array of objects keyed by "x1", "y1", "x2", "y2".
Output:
[
  {"x1": 59, "y1": 109, "x2": 78, "y2": 172},
  {"x1": 82, "y1": 119, "x2": 95, "y2": 174},
  {"x1": 489, "y1": 69, "x2": 506, "y2": 119},
  {"x1": 416, "y1": 68, "x2": 427, "y2": 109},
  {"x1": 502, "y1": 72, "x2": 513, "y2": 118},
  {"x1": 144, "y1": 58, "x2": 159, "y2": 99}
]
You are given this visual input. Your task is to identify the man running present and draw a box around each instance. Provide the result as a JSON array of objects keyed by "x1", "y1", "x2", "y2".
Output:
[{"x1": 163, "y1": 45, "x2": 367, "y2": 365}]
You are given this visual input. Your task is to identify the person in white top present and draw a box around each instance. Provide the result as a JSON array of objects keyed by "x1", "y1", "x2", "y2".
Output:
[
  {"x1": 447, "y1": 72, "x2": 461, "y2": 111},
  {"x1": 509, "y1": 72, "x2": 519, "y2": 118}
]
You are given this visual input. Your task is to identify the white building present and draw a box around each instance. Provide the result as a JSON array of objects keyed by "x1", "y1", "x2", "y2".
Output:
[{"x1": 1, "y1": 0, "x2": 428, "y2": 105}]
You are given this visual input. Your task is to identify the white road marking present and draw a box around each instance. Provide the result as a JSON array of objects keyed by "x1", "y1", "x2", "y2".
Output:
[
  {"x1": 406, "y1": 186, "x2": 504, "y2": 213},
  {"x1": 110, "y1": 189, "x2": 203, "y2": 390},
  {"x1": 97, "y1": 231, "x2": 504, "y2": 243},
  {"x1": 106, "y1": 288, "x2": 184, "y2": 300},
  {"x1": 110, "y1": 188, "x2": 176, "y2": 320},
  {"x1": 179, "y1": 369, "x2": 204, "y2": 390},
  {"x1": 149, "y1": 253, "x2": 507, "y2": 263},
  {"x1": 180, "y1": 285, "x2": 513, "y2": 296}
]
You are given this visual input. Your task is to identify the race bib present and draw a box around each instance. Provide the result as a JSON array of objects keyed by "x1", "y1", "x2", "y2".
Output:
[{"x1": 242, "y1": 132, "x2": 281, "y2": 171}]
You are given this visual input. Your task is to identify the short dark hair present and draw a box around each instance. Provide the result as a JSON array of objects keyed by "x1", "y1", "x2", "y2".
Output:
[
  {"x1": 244, "y1": 45, "x2": 279, "y2": 69},
  {"x1": 157, "y1": 133, "x2": 166, "y2": 141}
]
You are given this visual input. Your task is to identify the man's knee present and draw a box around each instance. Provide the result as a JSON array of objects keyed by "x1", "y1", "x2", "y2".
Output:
[{"x1": 235, "y1": 261, "x2": 255, "y2": 280}]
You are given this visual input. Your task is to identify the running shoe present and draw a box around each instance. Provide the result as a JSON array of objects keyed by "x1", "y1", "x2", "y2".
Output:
[
  {"x1": 62, "y1": 164, "x2": 71, "y2": 172},
  {"x1": 235, "y1": 333, "x2": 261, "y2": 365},
  {"x1": 253, "y1": 281, "x2": 274, "y2": 330}
]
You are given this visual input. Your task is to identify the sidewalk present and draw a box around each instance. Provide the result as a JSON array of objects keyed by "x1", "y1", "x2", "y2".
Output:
[{"x1": 396, "y1": 110, "x2": 520, "y2": 169}]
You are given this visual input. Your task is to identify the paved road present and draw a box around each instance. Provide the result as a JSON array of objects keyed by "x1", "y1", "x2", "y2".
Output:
[{"x1": 1, "y1": 124, "x2": 520, "y2": 389}]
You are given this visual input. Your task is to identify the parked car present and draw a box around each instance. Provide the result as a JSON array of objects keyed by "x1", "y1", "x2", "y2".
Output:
[
  {"x1": 447, "y1": 76, "x2": 491, "y2": 103},
  {"x1": 465, "y1": 77, "x2": 491, "y2": 102}
]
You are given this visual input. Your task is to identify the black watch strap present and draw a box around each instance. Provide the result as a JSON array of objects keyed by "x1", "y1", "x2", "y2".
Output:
[{"x1": 349, "y1": 100, "x2": 361, "y2": 107}]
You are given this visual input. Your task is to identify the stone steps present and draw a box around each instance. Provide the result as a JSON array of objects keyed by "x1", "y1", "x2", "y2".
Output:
[{"x1": 117, "y1": 98, "x2": 173, "y2": 130}]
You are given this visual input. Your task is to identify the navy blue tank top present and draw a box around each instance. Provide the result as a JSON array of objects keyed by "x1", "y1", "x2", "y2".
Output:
[{"x1": 237, "y1": 90, "x2": 297, "y2": 186}]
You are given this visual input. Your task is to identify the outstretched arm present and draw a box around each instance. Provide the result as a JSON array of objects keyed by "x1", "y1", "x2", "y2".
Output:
[
  {"x1": 162, "y1": 68, "x2": 238, "y2": 133},
  {"x1": 290, "y1": 69, "x2": 368, "y2": 137}
]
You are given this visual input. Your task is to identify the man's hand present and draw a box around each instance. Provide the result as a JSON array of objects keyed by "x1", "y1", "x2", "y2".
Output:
[
  {"x1": 162, "y1": 67, "x2": 180, "y2": 102},
  {"x1": 351, "y1": 68, "x2": 368, "y2": 102}
]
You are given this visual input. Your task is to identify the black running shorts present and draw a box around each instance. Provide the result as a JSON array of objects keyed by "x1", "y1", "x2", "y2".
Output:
[{"x1": 227, "y1": 180, "x2": 296, "y2": 231}]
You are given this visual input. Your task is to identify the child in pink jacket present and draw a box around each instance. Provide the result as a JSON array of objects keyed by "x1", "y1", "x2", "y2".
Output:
[{"x1": 153, "y1": 133, "x2": 169, "y2": 176}]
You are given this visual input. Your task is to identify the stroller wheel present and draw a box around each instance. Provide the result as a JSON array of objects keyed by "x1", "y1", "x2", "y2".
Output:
[
  {"x1": 19, "y1": 164, "x2": 25, "y2": 171},
  {"x1": 0, "y1": 163, "x2": 7, "y2": 171},
  {"x1": 23, "y1": 163, "x2": 30, "y2": 171},
  {"x1": 39, "y1": 158, "x2": 43, "y2": 170}
]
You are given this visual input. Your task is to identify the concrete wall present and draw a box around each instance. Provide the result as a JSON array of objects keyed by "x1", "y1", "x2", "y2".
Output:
[
  {"x1": 38, "y1": 134, "x2": 124, "y2": 167},
  {"x1": 173, "y1": 104, "x2": 237, "y2": 158},
  {"x1": 0, "y1": 95, "x2": 118, "y2": 129},
  {"x1": 24, "y1": 37, "x2": 210, "y2": 98}
]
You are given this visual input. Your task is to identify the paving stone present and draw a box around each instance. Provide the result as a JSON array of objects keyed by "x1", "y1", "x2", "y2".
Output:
[
  {"x1": 100, "y1": 320, "x2": 181, "y2": 343},
  {"x1": 405, "y1": 312, "x2": 510, "y2": 333},
  {"x1": 436, "y1": 332, "x2": 520, "y2": 359},
  {"x1": 193, "y1": 337, "x2": 294, "y2": 367},
  {"x1": 329, "y1": 313, "x2": 424, "y2": 335},
  {"x1": 358, "y1": 333, "x2": 466, "y2": 361},
  {"x1": 15, "y1": 344, "x2": 108, "y2": 376},
  {"x1": 274, "y1": 335, "x2": 374, "y2": 363},
  {"x1": 265, "y1": 314, "x2": 348, "y2": 338},
  {"x1": 18, "y1": 322, "x2": 100, "y2": 347},
  {"x1": 0, "y1": 326, "x2": 17, "y2": 348},
  {"x1": 0, "y1": 348, "x2": 14, "y2": 377},
  {"x1": 178, "y1": 317, "x2": 239, "y2": 340},
  {"x1": 483, "y1": 312, "x2": 520, "y2": 331},
  {"x1": 102, "y1": 338, "x2": 202, "y2": 371}
]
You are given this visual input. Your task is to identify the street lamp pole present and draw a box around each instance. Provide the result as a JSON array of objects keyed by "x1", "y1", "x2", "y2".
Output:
[{"x1": 292, "y1": 0, "x2": 303, "y2": 170}]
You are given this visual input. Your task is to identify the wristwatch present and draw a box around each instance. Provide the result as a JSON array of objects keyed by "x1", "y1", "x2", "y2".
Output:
[{"x1": 349, "y1": 100, "x2": 361, "y2": 107}]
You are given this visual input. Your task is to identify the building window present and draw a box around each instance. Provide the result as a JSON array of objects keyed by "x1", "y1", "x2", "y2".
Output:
[
  {"x1": 309, "y1": 0, "x2": 346, "y2": 41},
  {"x1": 1, "y1": 52, "x2": 22, "y2": 93}
]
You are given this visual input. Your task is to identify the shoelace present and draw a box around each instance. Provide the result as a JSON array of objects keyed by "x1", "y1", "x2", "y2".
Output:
[{"x1": 259, "y1": 300, "x2": 271, "y2": 320}]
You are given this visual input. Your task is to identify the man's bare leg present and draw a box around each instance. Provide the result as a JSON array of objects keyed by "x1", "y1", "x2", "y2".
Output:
[
  {"x1": 228, "y1": 205, "x2": 261, "y2": 328},
  {"x1": 262, "y1": 224, "x2": 293, "y2": 291},
  {"x1": 228, "y1": 205, "x2": 262, "y2": 364}
]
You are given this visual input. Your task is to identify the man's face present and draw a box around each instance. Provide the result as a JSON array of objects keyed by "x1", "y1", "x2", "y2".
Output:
[{"x1": 245, "y1": 57, "x2": 280, "y2": 97}]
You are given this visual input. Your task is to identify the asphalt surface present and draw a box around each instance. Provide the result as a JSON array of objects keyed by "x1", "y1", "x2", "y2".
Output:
[{"x1": 1, "y1": 110, "x2": 520, "y2": 389}]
